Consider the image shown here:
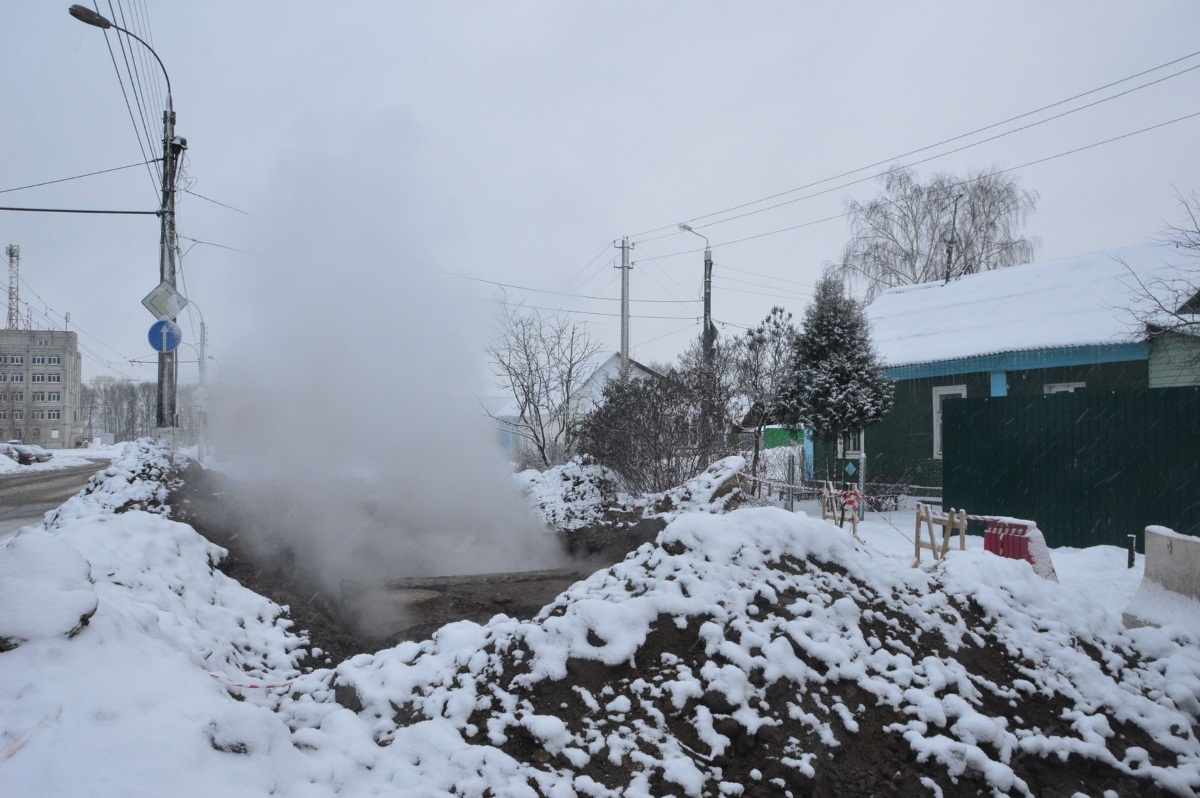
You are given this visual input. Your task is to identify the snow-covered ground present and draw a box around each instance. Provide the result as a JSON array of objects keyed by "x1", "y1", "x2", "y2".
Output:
[
  {"x1": 0, "y1": 442, "x2": 124, "y2": 474},
  {"x1": 1, "y1": 442, "x2": 1198, "y2": 796}
]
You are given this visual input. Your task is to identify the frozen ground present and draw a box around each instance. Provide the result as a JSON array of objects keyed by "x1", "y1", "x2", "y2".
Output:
[{"x1": 1, "y1": 442, "x2": 1198, "y2": 797}]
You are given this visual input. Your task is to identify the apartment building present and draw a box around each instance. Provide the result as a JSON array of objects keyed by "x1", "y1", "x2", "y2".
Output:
[{"x1": 0, "y1": 329, "x2": 85, "y2": 448}]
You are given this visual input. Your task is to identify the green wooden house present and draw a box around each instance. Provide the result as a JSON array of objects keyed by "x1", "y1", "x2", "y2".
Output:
[{"x1": 817, "y1": 244, "x2": 1200, "y2": 494}]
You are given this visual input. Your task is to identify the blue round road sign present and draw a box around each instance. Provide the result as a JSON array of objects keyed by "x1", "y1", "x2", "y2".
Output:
[{"x1": 148, "y1": 319, "x2": 183, "y2": 353}]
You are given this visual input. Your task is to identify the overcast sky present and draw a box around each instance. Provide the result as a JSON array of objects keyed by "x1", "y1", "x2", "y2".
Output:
[{"x1": 5, "y1": 2, "x2": 1200, "y2": 388}]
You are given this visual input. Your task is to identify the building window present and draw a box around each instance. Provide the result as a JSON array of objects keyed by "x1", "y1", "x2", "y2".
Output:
[
  {"x1": 31, "y1": 355, "x2": 46, "y2": 365},
  {"x1": 837, "y1": 430, "x2": 864, "y2": 458},
  {"x1": 33, "y1": 410, "x2": 46, "y2": 420},
  {"x1": 0, "y1": 355, "x2": 6, "y2": 364},
  {"x1": 1044, "y1": 382, "x2": 1086, "y2": 394},
  {"x1": 9, "y1": 373, "x2": 22, "y2": 383},
  {"x1": 48, "y1": 391, "x2": 60, "y2": 402},
  {"x1": 47, "y1": 409, "x2": 61, "y2": 420},
  {"x1": 933, "y1": 385, "x2": 967, "y2": 459},
  {"x1": 31, "y1": 428, "x2": 40, "y2": 439},
  {"x1": 49, "y1": 355, "x2": 61, "y2": 365},
  {"x1": 36, "y1": 339, "x2": 48, "y2": 346},
  {"x1": 0, "y1": 410, "x2": 6, "y2": 420},
  {"x1": 48, "y1": 374, "x2": 61, "y2": 383},
  {"x1": 11, "y1": 392, "x2": 22, "y2": 402},
  {"x1": 31, "y1": 373, "x2": 45, "y2": 383},
  {"x1": 10, "y1": 355, "x2": 23, "y2": 364},
  {"x1": 32, "y1": 391, "x2": 46, "y2": 402},
  {"x1": 12, "y1": 410, "x2": 22, "y2": 420}
]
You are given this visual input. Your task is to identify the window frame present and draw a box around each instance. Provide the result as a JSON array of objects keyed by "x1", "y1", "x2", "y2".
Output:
[
  {"x1": 932, "y1": 384, "x2": 968, "y2": 459},
  {"x1": 1044, "y1": 381, "x2": 1086, "y2": 394}
]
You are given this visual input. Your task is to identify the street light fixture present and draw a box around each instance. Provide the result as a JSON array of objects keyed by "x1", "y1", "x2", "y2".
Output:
[
  {"x1": 677, "y1": 223, "x2": 715, "y2": 366},
  {"x1": 69, "y1": 4, "x2": 186, "y2": 434},
  {"x1": 678, "y1": 222, "x2": 718, "y2": 457}
]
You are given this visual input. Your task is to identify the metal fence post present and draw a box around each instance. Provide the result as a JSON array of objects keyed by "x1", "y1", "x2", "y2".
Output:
[{"x1": 787, "y1": 454, "x2": 796, "y2": 513}]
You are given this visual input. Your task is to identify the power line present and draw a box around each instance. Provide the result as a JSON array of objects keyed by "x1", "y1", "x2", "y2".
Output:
[
  {"x1": 440, "y1": 270, "x2": 698, "y2": 303},
  {"x1": 635, "y1": 320, "x2": 700, "y2": 349},
  {"x1": 717, "y1": 262, "x2": 812, "y2": 288},
  {"x1": 641, "y1": 108, "x2": 1200, "y2": 261},
  {"x1": 178, "y1": 235, "x2": 260, "y2": 257},
  {"x1": 99, "y1": 3, "x2": 160, "y2": 193},
  {"x1": 182, "y1": 189, "x2": 264, "y2": 219},
  {"x1": 0, "y1": 160, "x2": 158, "y2": 195},
  {"x1": 0, "y1": 206, "x2": 159, "y2": 215},
  {"x1": 630, "y1": 48, "x2": 1200, "y2": 240},
  {"x1": 489, "y1": 295, "x2": 700, "y2": 321}
]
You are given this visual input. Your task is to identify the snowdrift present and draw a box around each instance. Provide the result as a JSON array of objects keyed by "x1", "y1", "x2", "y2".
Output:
[{"x1": 2, "y1": 441, "x2": 1199, "y2": 797}]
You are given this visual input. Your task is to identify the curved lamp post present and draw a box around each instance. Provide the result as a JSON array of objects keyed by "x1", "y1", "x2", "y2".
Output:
[{"x1": 70, "y1": 4, "x2": 187, "y2": 432}]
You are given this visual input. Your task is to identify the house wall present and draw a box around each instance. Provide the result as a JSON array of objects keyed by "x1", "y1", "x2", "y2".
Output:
[
  {"x1": 1149, "y1": 333, "x2": 1200, "y2": 388},
  {"x1": 942, "y1": 389, "x2": 1200, "y2": 548},
  {"x1": 813, "y1": 357, "x2": 1150, "y2": 491}
]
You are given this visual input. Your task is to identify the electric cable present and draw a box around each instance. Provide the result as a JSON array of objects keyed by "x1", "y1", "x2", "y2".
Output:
[
  {"x1": 640, "y1": 108, "x2": 1200, "y2": 261},
  {"x1": 0, "y1": 160, "x2": 158, "y2": 195},
  {"x1": 439, "y1": 270, "x2": 698, "y2": 303},
  {"x1": 630, "y1": 49, "x2": 1200, "y2": 240}
]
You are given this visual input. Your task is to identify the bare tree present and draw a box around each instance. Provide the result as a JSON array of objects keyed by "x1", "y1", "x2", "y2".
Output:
[
  {"x1": 1124, "y1": 189, "x2": 1200, "y2": 362},
  {"x1": 576, "y1": 370, "x2": 712, "y2": 493},
  {"x1": 485, "y1": 304, "x2": 603, "y2": 469},
  {"x1": 733, "y1": 307, "x2": 800, "y2": 490},
  {"x1": 836, "y1": 166, "x2": 1039, "y2": 300}
]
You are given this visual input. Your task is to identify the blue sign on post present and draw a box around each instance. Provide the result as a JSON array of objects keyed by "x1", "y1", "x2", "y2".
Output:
[{"x1": 148, "y1": 319, "x2": 183, "y2": 353}]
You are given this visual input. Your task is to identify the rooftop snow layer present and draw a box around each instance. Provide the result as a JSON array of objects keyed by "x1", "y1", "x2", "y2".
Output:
[{"x1": 866, "y1": 243, "x2": 1197, "y2": 367}]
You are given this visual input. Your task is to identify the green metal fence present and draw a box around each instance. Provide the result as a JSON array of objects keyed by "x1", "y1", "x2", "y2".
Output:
[{"x1": 942, "y1": 388, "x2": 1200, "y2": 549}]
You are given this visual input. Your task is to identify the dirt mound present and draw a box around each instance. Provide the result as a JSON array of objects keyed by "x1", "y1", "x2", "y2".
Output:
[{"x1": 318, "y1": 510, "x2": 1199, "y2": 797}]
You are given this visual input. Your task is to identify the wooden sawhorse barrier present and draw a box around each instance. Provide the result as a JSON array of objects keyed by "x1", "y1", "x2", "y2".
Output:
[
  {"x1": 821, "y1": 481, "x2": 863, "y2": 543},
  {"x1": 913, "y1": 502, "x2": 967, "y2": 565}
]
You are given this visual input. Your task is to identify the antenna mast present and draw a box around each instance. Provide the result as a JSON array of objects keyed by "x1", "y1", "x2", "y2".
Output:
[{"x1": 6, "y1": 244, "x2": 19, "y2": 330}]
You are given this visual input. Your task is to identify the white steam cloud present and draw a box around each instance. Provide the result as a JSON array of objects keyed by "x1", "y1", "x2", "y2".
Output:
[{"x1": 204, "y1": 112, "x2": 568, "y2": 616}]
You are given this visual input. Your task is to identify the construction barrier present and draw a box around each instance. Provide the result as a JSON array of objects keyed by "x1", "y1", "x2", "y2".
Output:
[
  {"x1": 913, "y1": 503, "x2": 968, "y2": 565},
  {"x1": 984, "y1": 518, "x2": 1031, "y2": 563}
]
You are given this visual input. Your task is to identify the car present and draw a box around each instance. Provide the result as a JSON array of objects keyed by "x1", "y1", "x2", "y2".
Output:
[
  {"x1": 25, "y1": 444, "x2": 53, "y2": 462},
  {"x1": 4, "y1": 444, "x2": 36, "y2": 465},
  {"x1": 0, "y1": 442, "x2": 22, "y2": 462}
]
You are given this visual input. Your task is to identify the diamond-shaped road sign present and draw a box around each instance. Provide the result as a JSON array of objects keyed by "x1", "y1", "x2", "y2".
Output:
[{"x1": 142, "y1": 281, "x2": 188, "y2": 321}]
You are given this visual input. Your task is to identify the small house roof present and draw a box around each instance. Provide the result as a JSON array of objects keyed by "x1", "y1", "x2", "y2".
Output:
[{"x1": 865, "y1": 244, "x2": 1197, "y2": 367}]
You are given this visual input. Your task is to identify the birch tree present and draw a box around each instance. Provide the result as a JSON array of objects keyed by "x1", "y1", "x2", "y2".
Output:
[{"x1": 837, "y1": 166, "x2": 1039, "y2": 300}]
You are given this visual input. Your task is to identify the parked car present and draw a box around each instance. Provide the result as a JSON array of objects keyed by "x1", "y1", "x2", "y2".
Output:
[
  {"x1": 0, "y1": 442, "x2": 24, "y2": 463},
  {"x1": 5, "y1": 444, "x2": 36, "y2": 465},
  {"x1": 25, "y1": 444, "x2": 53, "y2": 462}
]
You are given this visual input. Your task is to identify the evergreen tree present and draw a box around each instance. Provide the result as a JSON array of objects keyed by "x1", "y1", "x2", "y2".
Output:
[{"x1": 775, "y1": 274, "x2": 894, "y2": 480}]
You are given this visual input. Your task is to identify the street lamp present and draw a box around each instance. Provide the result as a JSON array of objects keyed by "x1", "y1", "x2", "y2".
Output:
[
  {"x1": 69, "y1": 4, "x2": 187, "y2": 433},
  {"x1": 678, "y1": 223, "x2": 715, "y2": 367},
  {"x1": 679, "y1": 222, "x2": 718, "y2": 458}
]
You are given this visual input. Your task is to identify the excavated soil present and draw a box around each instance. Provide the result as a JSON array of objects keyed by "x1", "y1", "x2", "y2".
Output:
[
  {"x1": 171, "y1": 462, "x2": 1197, "y2": 796},
  {"x1": 169, "y1": 462, "x2": 655, "y2": 665}
]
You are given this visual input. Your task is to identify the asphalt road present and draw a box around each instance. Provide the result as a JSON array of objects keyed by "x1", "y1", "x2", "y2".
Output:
[{"x1": 0, "y1": 462, "x2": 105, "y2": 540}]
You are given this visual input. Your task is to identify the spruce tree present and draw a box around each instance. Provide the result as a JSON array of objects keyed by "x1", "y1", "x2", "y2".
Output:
[{"x1": 775, "y1": 274, "x2": 894, "y2": 480}]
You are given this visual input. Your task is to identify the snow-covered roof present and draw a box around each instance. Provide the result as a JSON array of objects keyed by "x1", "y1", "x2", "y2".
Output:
[{"x1": 865, "y1": 244, "x2": 1197, "y2": 367}]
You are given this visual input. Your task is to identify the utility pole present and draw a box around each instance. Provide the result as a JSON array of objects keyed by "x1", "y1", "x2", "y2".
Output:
[
  {"x1": 943, "y1": 192, "x2": 962, "y2": 284},
  {"x1": 702, "y1": 242, "x2": 714, "y2": 371},
  {"x1": 157, "y1": 104, "x2": 186, "y2": 429},
  {"x1": 679, "y1": 223, "x2": 719, "y2": 458},
  {"x1": 615, "y1": 236, "x2": 633, "y2": 378}
]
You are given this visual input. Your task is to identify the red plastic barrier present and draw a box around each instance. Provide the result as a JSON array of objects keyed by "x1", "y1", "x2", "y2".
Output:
[{"x1": 984, "y1": 519, "x2": 1031, "y2": 563}]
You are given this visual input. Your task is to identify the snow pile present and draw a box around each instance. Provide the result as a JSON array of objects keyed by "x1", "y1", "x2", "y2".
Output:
[
  {"x1": 648, "y1": 455, "x2": 746, "y2": 519},
  {"x1": 4, "y1": 442, "x2": 1200, "y2": 796},
  {"x1": 0, "y1": 531, "x2": 97, "y2": 650},
  {"x1": 0, "y1": 441, "x2": 313, "y2": 796},
  {"x1": 516, "y1": 455, "x2": 630, "y2": 531},
  {"x1": 292, "y1": 507, "x2": 1200, "y2": 796}
]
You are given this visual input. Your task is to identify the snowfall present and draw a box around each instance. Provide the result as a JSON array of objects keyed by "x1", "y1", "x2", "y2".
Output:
[{"x1": 1, "y1": 441, "x2": 1199, "y2": 797}]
